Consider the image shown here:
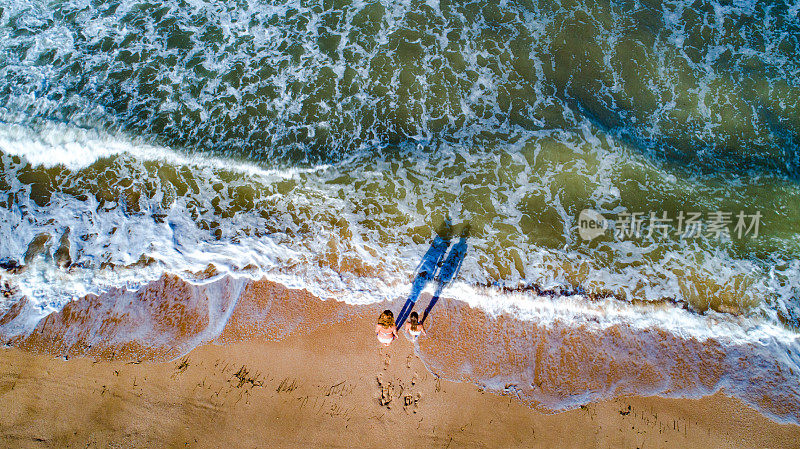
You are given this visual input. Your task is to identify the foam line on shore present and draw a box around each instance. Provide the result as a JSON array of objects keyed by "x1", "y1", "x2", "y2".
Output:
[{"x1": 0, "y1": 121, "x2": 329, "y2": 177}]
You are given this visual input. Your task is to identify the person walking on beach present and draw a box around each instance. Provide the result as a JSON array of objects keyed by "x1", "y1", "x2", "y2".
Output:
[
  {"x1": 403, "y1": 312, "x2": 426, "y2": 340},
  {"x1": 376, "y1": 310, "x2": 398, "y2": 346}
]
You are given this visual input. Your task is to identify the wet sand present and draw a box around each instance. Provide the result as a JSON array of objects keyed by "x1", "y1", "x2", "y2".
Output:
[{"x1": 2, "y1": 309, "x2": 799, "y2": 448}]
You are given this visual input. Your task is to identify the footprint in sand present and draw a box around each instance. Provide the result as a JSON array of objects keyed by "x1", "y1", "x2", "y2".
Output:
[
  {"x1": 376, "y1": 374, "x2": 393, "y2": 407},
  {"x1": 402, "y1": 391, "x2": 421, "y2": 412}
]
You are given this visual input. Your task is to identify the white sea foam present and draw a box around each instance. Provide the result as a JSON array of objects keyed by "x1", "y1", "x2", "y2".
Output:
[
  {"x1": 0, "y1": 121, "x2": 328, "y2": 177},
  {"x1": 0, "y1": 122, "x2": 796, "y2": 349}
]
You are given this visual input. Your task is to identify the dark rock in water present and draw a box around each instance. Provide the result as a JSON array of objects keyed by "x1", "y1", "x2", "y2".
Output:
[
  {"x1": 1, "y1": 278, "x2": 16, "y2": 298},
  {"x1": 0, "y1": 259, "x2": 21, "y2": 272},
  {"x1": 70, "y1": 260, "x2": 93, "y2": 269},
  {"x1": 23, "y1": 233, "x2": 52, "y2": 265},
  {"x1": 54, "y1": 228, "x2": 72, "y2": 269}
]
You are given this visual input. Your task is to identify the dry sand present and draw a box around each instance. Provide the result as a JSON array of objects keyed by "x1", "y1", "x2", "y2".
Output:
[{"x1": 2, "y1": 311, "x2": 799, "y2": 448}]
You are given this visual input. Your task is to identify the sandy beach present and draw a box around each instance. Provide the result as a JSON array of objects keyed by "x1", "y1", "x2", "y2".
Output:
[{"x1": 1, "y1": 277, "x2": 799, "y2": 448}]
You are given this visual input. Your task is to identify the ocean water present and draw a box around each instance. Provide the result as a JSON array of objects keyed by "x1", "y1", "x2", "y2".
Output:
[{"x1": 1, "y1": 0, "x2": 799, "y2": 420}]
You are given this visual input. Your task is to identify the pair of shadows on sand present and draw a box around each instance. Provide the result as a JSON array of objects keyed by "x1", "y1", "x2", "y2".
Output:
[{"x1": 395, "y1": 226, "x2": 469, "y2": 329}]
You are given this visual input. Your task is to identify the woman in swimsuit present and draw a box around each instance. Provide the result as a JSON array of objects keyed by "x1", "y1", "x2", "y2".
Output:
[
  {"x1": 403, "y1": 312, "x2": 426, "y2": 340},
  {"x1": 376, "y1": 310, "x2": 398, "y2": 346}
]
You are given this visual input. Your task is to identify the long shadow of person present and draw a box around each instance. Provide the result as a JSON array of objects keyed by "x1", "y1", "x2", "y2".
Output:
[
  {"x1": 420, "y1": 231, "x2": 469, "y2": 324},
  {"x1": 395, "y1": 234, "x2": 451, "y2": 329}
]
